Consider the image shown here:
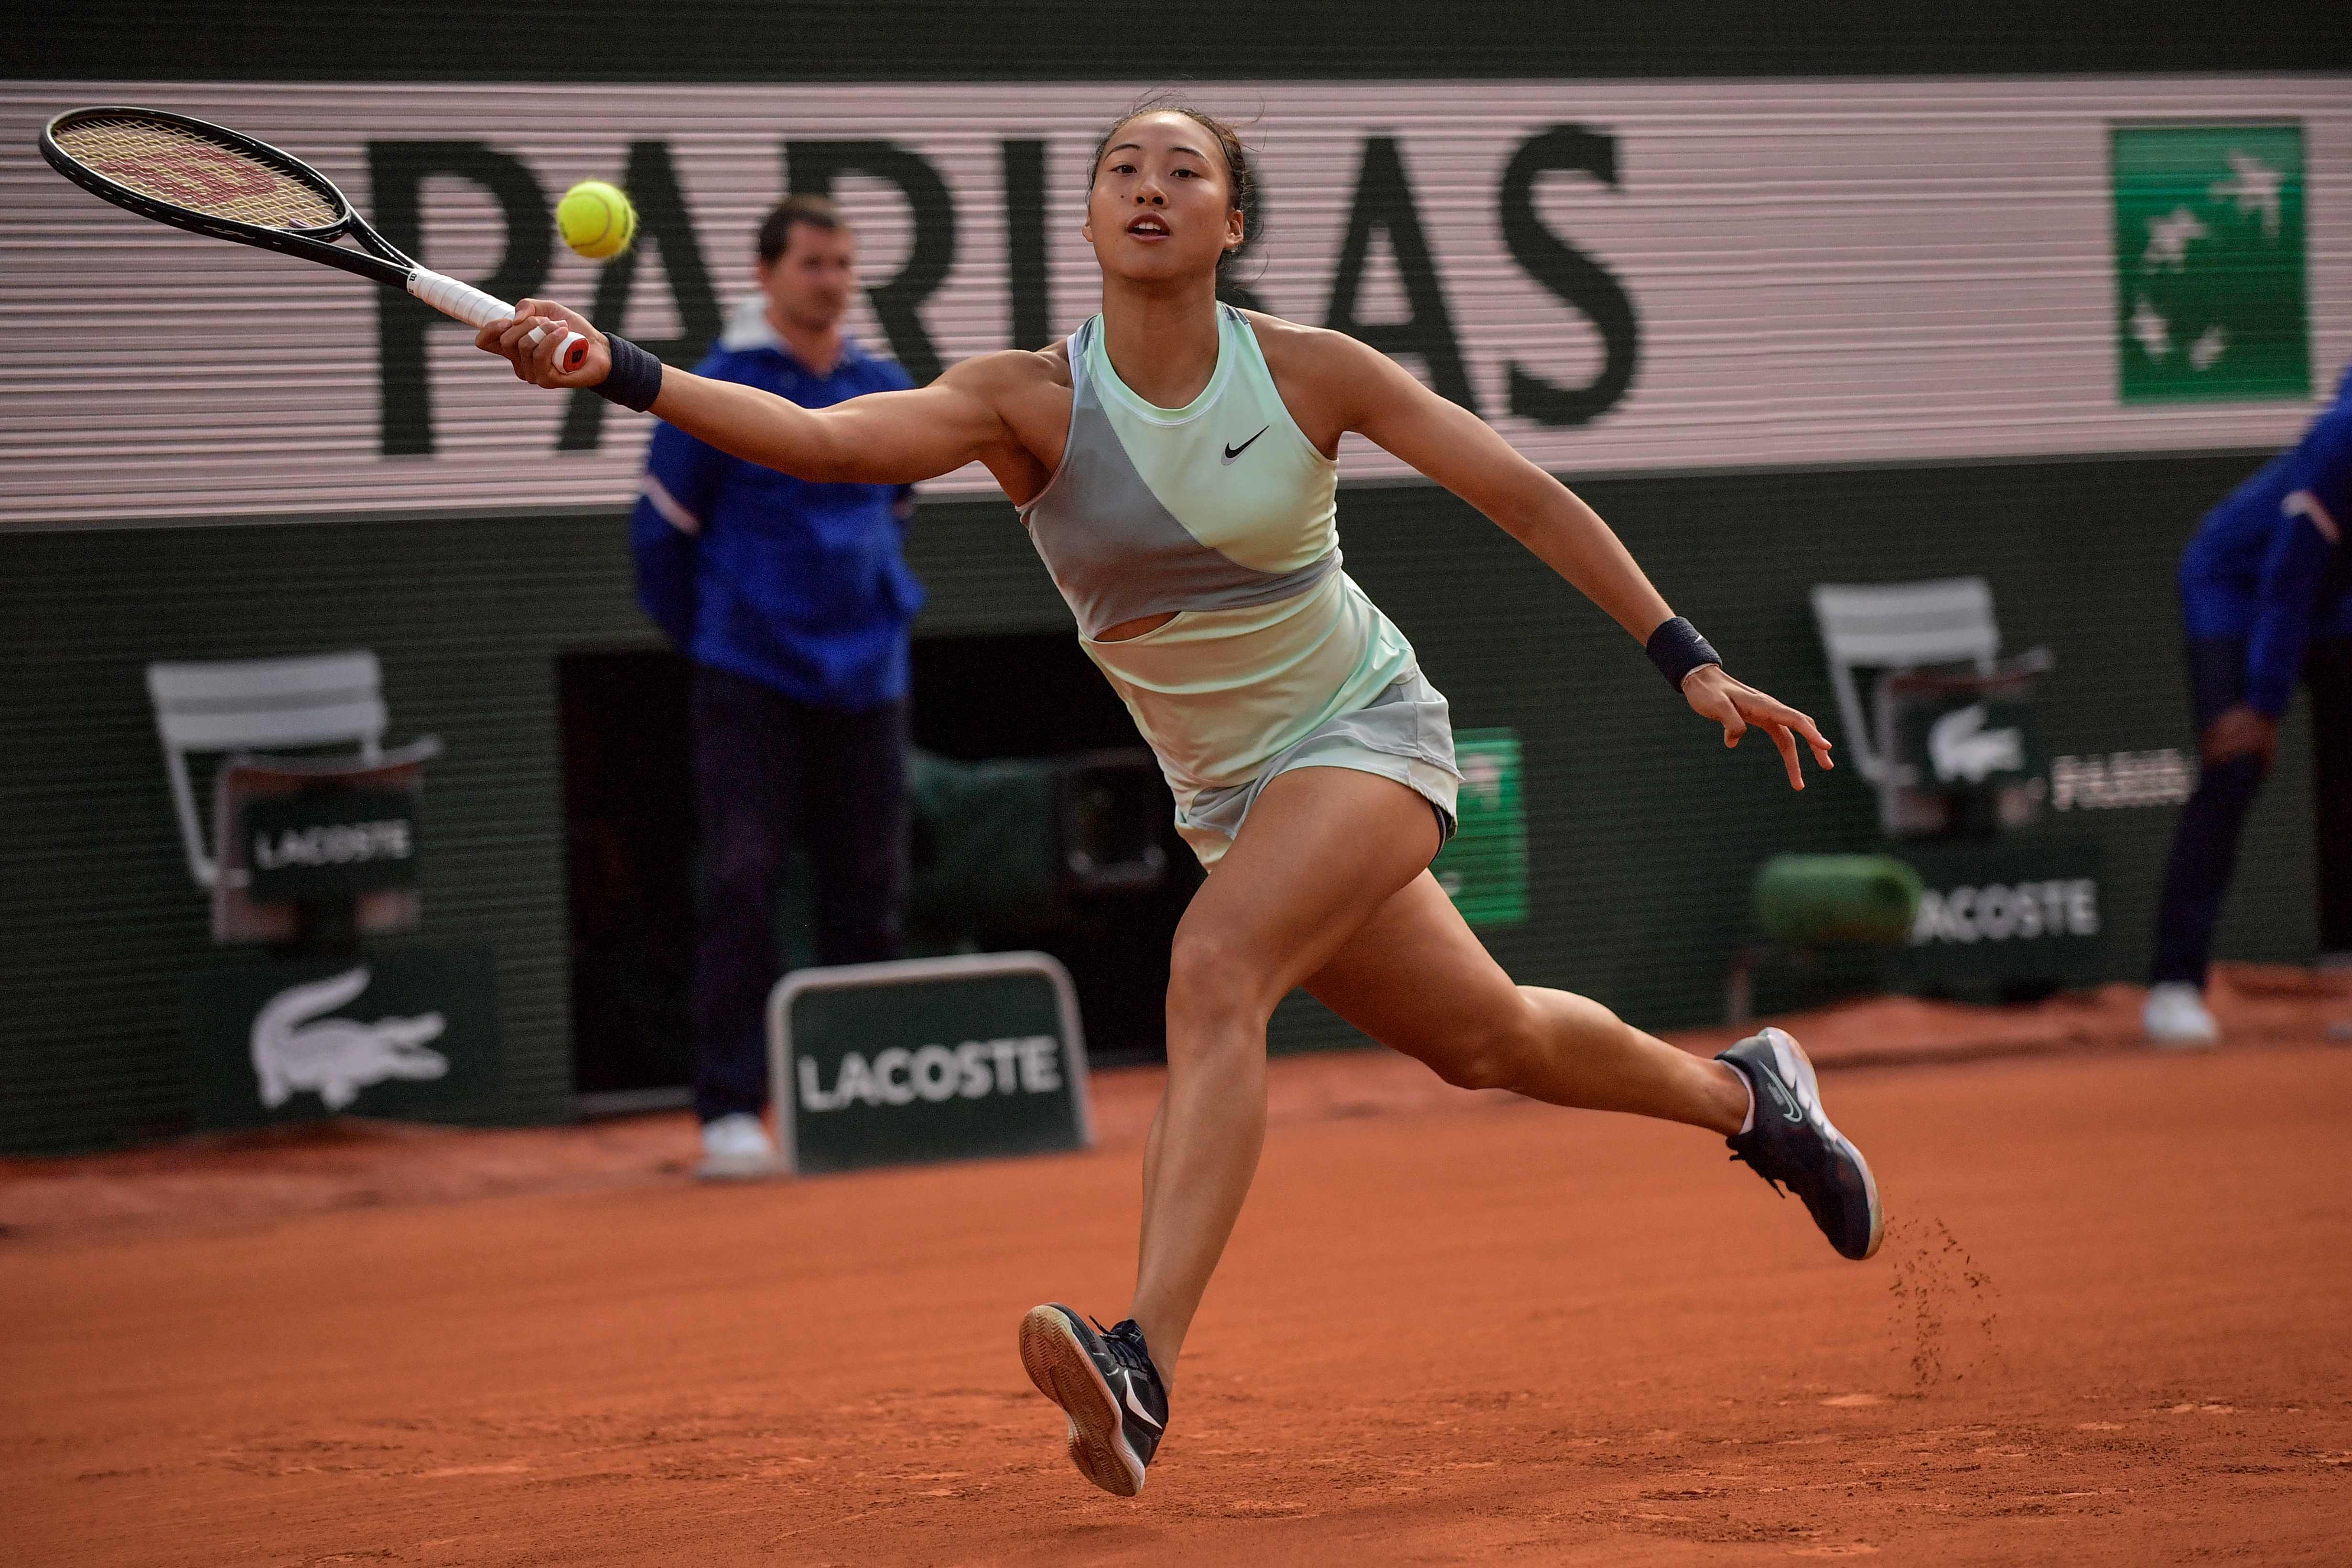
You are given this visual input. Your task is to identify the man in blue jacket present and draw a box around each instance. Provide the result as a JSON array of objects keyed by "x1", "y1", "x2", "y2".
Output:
[
  {"x1": 632, "y1": 195, "x2": 924, "y2": 1173},
  {"x1": 2147, "y1": 362, "x2": 2352, "y2": 1045}
]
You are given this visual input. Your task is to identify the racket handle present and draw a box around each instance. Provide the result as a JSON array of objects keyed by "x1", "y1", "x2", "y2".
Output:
[
  {"x1": 526, "y1": 326, "x2": 592, "y2": 375},
  {"x1": 408, "y1": 267, "x2": 591, "y2": 374}
]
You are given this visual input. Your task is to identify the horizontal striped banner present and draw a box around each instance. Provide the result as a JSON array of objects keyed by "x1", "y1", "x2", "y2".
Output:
[{"x1": 2, "y1": 76, "x2": 2344, "y2": 526}]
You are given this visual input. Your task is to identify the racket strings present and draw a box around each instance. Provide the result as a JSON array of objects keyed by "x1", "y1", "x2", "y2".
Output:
[{"x1": 55, "y1": 116, "x2": 340, "y2": 231}]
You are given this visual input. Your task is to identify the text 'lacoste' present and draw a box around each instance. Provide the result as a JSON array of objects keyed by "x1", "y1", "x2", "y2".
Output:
[{"x1": 798, "y1": 1036, "x2": 1064, "y2": 1113}]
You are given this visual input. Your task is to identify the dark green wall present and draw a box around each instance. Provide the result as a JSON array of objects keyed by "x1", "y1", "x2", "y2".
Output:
[
  {"x1": 20, "y1": 0, "x2": 2344, "y2": 81},
  {"x1": 0, "y1": 452, "x2": 2319, "y2": 1153},
  {"x1": 5, "y1": 9, "x2": 2336, "y2": 1150},
  {"x1": 1278, "y1": 454, "x2": 2319, "y2": 1048}
]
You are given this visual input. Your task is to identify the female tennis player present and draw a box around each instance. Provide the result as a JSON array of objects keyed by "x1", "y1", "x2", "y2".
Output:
[{"x1": 478, "y1": 102, "x2": 1882, "y2": 1500}]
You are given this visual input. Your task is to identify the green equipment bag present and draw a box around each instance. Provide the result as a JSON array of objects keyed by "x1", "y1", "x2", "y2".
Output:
[{"x1": 1752, "y1": 854, "x2": 1924, "y2": 947}]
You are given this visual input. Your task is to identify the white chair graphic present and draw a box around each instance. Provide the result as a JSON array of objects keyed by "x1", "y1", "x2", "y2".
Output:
[
  {"x1": 145, "y1": 651, "x2": 441, "y2": 940},
  {"x1": 1808, "y1": 578, "x2": 2050, "y2": 833}
]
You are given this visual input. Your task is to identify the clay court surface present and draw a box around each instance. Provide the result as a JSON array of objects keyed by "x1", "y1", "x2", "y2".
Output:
[{"x1": 6, "y1": 982, "x2": 2350, "y2": 1565}]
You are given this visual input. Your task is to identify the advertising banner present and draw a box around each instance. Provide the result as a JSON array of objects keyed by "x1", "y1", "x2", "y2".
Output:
[
  {"x1": 1896, "y1": 836, "x2": 2108, "y2": 988},
  {"x1": 2111, "y1": 123, "x2": 2310, "y2": 402},
  {"x1": 2, "y1": 77, "x2": 2344, "y2": 526},
  {"x1": 1883, "y1": 673, "x2": 2051, "y2": 839},
  {"x1": 239, "y1": 785, "x2": 421, "y2": 903},
  {"x1": 769, "y1": 952, "x2": 1093, "y2": 1176},
  {"x1": 182, "y1": 941, "x2": 503, "y2": 1129},
  {"x1": 1432, "y1": 727, "x2": 1529, "y2": 929}
]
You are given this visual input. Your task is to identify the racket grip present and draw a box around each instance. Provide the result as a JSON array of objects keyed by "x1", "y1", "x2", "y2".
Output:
[
  {"x1": 409, "y1": 268, "x2": 592, "y2": 374},
  {"x1": 525, "y1": 328, "x2": 592, "y2": 375}
]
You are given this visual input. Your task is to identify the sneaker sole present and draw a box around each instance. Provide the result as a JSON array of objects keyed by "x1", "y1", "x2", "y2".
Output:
[
  {"x1": 1764, "y1": 1027, "x2": 1884, "y2": 1262},
  {"x1": 1018, "y1": 1305, "x2": 1146, "y2": 1497}
]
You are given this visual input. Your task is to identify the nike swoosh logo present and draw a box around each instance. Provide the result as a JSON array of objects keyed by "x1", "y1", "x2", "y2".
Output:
[
  {"x1": 1112, "y1": 1369, "x2": 1163, "y2": 1429},
  {"x1": 1759, "y1": 1069, "x2": 1804, "y2": 1123},
  {"x1": 1221, "y1": 427, "x2": 1269, "y2": 464}
]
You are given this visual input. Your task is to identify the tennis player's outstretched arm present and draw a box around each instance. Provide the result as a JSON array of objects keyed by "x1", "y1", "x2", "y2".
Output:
[
  {"x1": 475, "y1": 298, "x2": 1025, "y2": 487},
  {"x1": 1294, "y1": 325, "x2": 1833, "y2": 789}
]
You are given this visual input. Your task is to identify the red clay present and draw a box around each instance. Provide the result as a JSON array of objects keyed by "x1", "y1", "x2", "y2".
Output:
[{"x1": 7, "y1": 1032, "x2": 2351, "y2": 1564}]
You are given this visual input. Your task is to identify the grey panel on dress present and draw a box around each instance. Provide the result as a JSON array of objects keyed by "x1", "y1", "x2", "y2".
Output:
[{"x1": 1024, "y1": 319, "x2": 1337, "y2": 640}]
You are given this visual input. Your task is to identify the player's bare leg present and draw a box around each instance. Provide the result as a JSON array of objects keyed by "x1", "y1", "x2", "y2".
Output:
[
  {"x1": 1130, "y1": 765, "x2": 1446, "y2": 1379},
  {"x1": 1024, "y1": 765, "x2": 1881, "y2": 1495},
  {"x1": 1305, "y1": 871, "x2": 1748, "y2": 1129},
  {"x1": 1307, "y1": 874, "x2": 1882, "y2": 1259},
  {"x1": 1021, "y1": 766, "x2": 1439, "y2": 1496}
]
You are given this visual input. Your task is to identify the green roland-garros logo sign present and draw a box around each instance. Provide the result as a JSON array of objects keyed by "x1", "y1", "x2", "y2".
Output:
[
  {"x1": 1433, "y1": 728, "x2": 1528, "y2": 929},
  {"x1": 2111, "y1": 124, "x2": 2309, "y2": 403}
]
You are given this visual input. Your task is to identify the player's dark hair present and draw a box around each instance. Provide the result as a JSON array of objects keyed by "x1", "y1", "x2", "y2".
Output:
[
  {"x1": 1089, "y1": 96, "x2": 1259, "y2": 286},
  {"x1": 757, "y1": 194, "x2": 847, "y2": 264}
]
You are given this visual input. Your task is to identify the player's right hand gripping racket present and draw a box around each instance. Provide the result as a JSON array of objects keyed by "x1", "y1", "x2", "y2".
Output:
[{"x1": 38, "y1": 106, "x2": 588, "y2": 372}]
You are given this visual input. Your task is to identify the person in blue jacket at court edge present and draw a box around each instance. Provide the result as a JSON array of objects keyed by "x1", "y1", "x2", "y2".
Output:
[
  {"x1": 2146, "y1": 361, "x2": 2352, "y2": 1046},
  {"x1": 631, "y1": 195, "x2": 924, "y2": 1172}
]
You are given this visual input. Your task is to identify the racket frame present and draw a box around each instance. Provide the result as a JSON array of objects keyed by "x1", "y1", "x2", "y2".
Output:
[
  {"x1": 38, "y1": 105, "x2": 589, "y2": 372},
  {"x1": 40, "y1": 105, "x2": 412, "y2": 288}
]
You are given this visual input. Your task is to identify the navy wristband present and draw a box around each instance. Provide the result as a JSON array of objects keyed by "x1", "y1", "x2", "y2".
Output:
[
  {"x1": 1646, "y1": 616, "x2": 1721, "y2": 691},
  {"x1": 594, "y1": 333, "x2": 664, "y2": 412}
]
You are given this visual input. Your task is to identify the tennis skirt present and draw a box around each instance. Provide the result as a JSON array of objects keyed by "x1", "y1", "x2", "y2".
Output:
[{"x1": 1170, "y1": 667, "x2": 1462, "y2": 869}]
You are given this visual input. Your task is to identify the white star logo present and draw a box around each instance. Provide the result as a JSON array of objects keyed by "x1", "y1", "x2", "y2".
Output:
[
  {"x1": 1460, "y1": 753, "x2": 1504, "y2": 808},
  {"x1": 2189, "y1": 325, "x2": 2227, "y2": 371},
  {"x1": 2142, "y1": 207, "x2": 2208, "y2": 271},
  {"x1": 2129, "y1": 296, "x2": 2171, "y2": 360},
  {"x1": 2210, "y1": 151, "x2": 2284, "y2": 237}
]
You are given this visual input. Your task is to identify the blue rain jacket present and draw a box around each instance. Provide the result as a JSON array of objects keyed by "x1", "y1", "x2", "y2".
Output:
[
  {"x1": 2179, "y1": 362, "x2": 2352, "y2": 715},
  {"x1": 632, "y1": 300, "x2": 924, "y2": 711}
]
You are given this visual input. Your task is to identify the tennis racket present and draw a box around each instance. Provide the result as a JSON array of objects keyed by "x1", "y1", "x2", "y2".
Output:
[{"x1": 38, "y1": 105, "x2": 588, "y2": 372}]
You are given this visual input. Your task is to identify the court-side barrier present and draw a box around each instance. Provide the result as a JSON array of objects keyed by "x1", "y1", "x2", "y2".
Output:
[{"x1": 766, "y1": 952, "x2": 1093, "y2": 1176}]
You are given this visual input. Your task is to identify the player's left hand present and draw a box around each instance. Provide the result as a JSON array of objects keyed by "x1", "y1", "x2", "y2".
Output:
[
  {"x1": 475, "y1": 298, "x2": 610, "y2": 389},
  {"x1": 1681, "y1": 665, "x2": 1834, "y2": 790}
]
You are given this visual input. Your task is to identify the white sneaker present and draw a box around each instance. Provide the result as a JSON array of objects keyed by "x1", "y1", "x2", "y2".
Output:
[
  {"x1": 2143, "y1": 982, "x2": 2220, "y2": 1049},
  {"x1": 697, "y1": 1112, "x2": 780, "y2": 1179}
]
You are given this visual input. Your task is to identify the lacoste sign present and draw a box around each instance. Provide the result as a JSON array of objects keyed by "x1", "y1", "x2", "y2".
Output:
[
  {"x1": 768, "y1": 952, "x2": 1093, "y2": 1175},
  {"x1": 249, "y1": 965, "x2": 448, "y2": 1112},
  {"x1": 182, "y1": 942, "x2": 504, "y2": 1130},
  {"x1": 1894, "y1": 838, "x2": 2107, "y2": 988},
  {"x1": 794, "y1": 1034, "x2": 1067, "y2": 1113},
  {"x1": 240, "y1": 786, "x2": 421, "y2": 902}
]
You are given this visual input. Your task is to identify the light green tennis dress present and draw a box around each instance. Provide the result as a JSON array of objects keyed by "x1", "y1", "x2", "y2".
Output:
[{"x1": 1020, "y1": 304, "x2": 1460, "y2": 867}]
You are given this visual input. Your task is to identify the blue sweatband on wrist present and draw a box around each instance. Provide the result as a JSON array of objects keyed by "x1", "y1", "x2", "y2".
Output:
[
  {"x1": 594, "y1": 333, "x2": 664, "y2": 413},
  {"x1": 1646, "y1": 615, "x2": 1722, "y2": 691}
]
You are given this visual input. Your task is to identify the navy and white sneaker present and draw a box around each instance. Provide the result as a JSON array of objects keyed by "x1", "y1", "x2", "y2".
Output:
[
  {"x1": 1717, "y1": 1027, "x2": 1884, "y2": 1261},
  {"x1": 1019, "y1": 1303, "x2": 1168, "y2": 1497}
]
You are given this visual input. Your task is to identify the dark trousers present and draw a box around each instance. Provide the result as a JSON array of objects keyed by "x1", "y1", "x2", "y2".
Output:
[
  {"x1": 2150, "y1": 636, "x2": 2352, "y2": 986},
  {"x1": 689, "y1": 663, "x2": 908, "y2": 1121}
]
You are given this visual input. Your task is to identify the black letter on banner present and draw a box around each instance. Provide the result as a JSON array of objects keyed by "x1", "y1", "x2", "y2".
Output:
[
  {"x1": 785, "y1": 141, "x2": 956, "y2": 381},
  {"x1": 560, "y1": 141, "x2": 723, "y2": 451},
  {"x1": 1002, "y1": 139, "x2": 1051, "y2": 351},
  {"x1": 1498, "y1": 127, "x2": 1640, "y2": 426},
  {"x1": 367, "y1": 142, "x2": 550, "y2": 457},
  {"x1": 1325, "y1": 137, "x2": 1477, "y2": 413}
]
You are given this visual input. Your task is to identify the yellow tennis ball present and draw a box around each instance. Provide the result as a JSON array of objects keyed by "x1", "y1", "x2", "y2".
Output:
[{"x1": 557, "y1": 180, "x2": 637, "y2": 260}]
